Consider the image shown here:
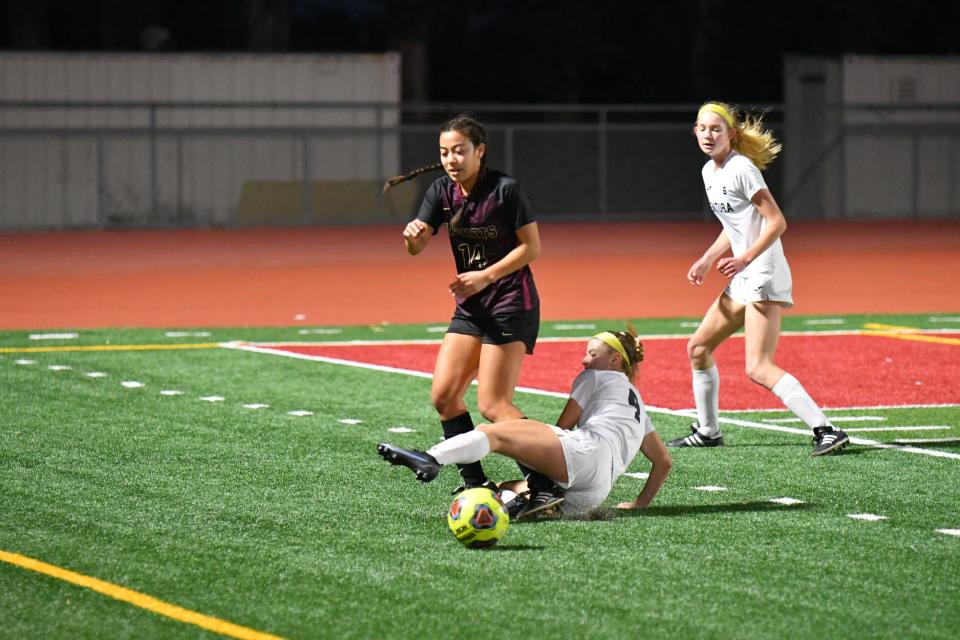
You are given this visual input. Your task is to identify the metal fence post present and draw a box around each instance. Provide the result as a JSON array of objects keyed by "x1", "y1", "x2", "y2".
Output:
[
  {"x1": 96, "y1": 133, "x2": 105, "y2": 229},
  {"x1": 302, "y1": 134, "x2": 311, "y2": 225},
  {"x1": 598, "y1": 109, "x2": 608, "y2": 219},
  {"x1": 149, "y1": 104, "x2": 158, "y2": 224}
]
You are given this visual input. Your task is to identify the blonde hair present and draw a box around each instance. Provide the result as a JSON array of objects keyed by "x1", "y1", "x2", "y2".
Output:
[{"x1": 698, "y1": 101, "x2": 782, "y2": 171}]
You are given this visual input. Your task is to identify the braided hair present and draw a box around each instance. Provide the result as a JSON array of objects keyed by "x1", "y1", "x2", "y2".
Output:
[{"x1": 383, "y1": 113, "x2": 489, "y2": 234}]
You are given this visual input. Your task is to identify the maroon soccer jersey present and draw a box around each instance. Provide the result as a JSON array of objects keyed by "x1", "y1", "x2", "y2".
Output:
[{"x1": 417, "y1": 169, "x2": 540, "y2": 317}]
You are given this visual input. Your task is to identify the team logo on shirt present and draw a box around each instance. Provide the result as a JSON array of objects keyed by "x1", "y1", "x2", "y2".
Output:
[
  {"x1": 710, "y1": 201, "x2": 734, "y2": 213},
  {"x1": 453, "y1": 225, "x2": 499, "y2": 239}
]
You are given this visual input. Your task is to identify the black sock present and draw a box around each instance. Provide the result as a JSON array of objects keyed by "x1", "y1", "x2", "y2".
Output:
[{"x1": 441, "y1": 412, "x2": 488, "y2": 486}]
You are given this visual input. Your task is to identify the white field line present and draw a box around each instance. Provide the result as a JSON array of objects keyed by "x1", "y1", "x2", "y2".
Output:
[
  {"x1": 764, "y1": 416, "x2": 886, "y2": 423},
  {"x1": 844, "y1": 426, "x2": 952, "y2": 432},
  {"x1": 223, "y1": 341, "x2": 960, "y2": 462},
  {"x1": 235, "y1": 326, "x2": 960, "y2": 348}
]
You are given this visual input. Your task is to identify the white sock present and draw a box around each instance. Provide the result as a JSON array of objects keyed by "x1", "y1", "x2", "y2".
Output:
[
  {"x1": 771, "y1": 373, "x2": 829, "y2": 431},
  {"x1": 692, "y1": 365, "x2": 720, "y2": 436},
  {"x1": 427, "y1": 430, "x2": 491, "y2": 465}
]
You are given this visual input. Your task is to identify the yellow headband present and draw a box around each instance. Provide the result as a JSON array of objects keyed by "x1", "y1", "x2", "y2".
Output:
[
  {"x1": 593, "y1": 332, "x2": 630, "y2": 367},
  {"x1": 698, "y1": 103, "x2": 735, "y2": 128}
]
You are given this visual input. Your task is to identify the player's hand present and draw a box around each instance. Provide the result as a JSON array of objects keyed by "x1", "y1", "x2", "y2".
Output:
[
  {"x1": 449, "y1": 271, "x2": 492, "y2": 298},
  {"x1": 403, "y1": 219, "x2": 428, "y2": 240},
  {"x1": 716, "y1": 256, "x2": 748, "y2": 278},
  {"x1": 687, "y1": 258, "x2": 712, "y2": 285},
  {"x1": 615, "y1": 500, "x2": 644, "y2": 510}
]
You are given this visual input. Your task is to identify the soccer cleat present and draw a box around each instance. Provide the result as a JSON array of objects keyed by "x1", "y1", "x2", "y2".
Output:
[
  {"x1": 501, "y1": 490, "x2": 530, "y2": 518},
  {"x1": 377, "y1": 443, "x2": 441, "y2": 482},
  {"x1": 514, "y1": 485, "x2": 565, "y2": 521},
  {"x1": 667, "y1": 423, "x2": 724, "y2": 448},
  {"x1": 451, "y1": 479, "x2": 500, "y2": 496},
  {"x1": 811, "y1": 426, "x2": 850, "y2": 456}
]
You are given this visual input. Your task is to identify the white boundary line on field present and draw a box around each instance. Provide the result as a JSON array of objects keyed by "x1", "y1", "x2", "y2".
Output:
[
  {"x1": 234, "y1": 326, "x2": 960, "y2": 348},
  {"x1": 222, "y1": 341, "x2": 960, "y2": 462}
]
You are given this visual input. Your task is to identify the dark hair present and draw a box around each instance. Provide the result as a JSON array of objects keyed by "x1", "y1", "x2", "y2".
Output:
[{"x1": 382, "y1": 112, "x2": 488, "y2": 194}]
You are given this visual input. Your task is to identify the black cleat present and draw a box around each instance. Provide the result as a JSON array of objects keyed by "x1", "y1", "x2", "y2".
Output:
[
  {"x1": 811, "y1": 426, "x2": 849, "y2": 456},
  {"x1": 377, "y1": 443, "x2": 441, "y2": 482},
  {"x1": 515, "y1": 485, "x2": 565, "y2": 521},
  {"x1": 501, "y1": 490, "x2": 530, "y2": 518},
  {"x1": 667, "y1": 423, "x2": 724, "y2": 448}
]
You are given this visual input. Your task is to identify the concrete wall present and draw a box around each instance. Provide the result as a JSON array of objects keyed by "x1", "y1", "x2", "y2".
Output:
[{"x1": 0, "y1": 52, "x2": 400, "y2": 229}]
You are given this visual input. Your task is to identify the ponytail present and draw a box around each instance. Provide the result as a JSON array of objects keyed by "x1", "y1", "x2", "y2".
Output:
[
  {"x1": 382, "y1": 163, "x2": 444, "y2": 193},
  {"x1": 698, "y1": 101, "x2": 781, "y2": 171}
]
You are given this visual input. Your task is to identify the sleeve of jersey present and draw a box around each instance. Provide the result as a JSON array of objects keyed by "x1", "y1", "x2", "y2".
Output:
[
  {"x1": 416, "y1": 180, "x2": 445, "y2": 235},
  {"x1": 503, "y1": 181, "x2": 537, "y2": 230},
  {"x1": 570, "y1": 370, "x2": 596, "y2": 407},
  {"x1": 736, "y1": 160, "x2": 768, "y2": 201}
]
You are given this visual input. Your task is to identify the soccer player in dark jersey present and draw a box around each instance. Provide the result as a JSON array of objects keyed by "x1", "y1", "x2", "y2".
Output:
[{"x1": 384, "y1": 113, "x2": 552, "y2": 496}]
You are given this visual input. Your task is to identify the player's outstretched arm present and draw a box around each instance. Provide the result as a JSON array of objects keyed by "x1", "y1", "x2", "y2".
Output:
[{"x1": 616, "y1": 431, "x2": 672, "y2": 510}]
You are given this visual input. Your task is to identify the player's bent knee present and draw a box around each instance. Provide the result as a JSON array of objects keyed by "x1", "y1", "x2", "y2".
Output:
[{"x1": 687, "y1": 341, "x2": 711, "y2": 365}]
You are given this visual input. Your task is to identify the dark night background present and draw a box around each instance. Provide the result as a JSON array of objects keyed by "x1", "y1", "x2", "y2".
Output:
[{"x1": 1, "y1": 0, "x2": 959, "y2": 103}]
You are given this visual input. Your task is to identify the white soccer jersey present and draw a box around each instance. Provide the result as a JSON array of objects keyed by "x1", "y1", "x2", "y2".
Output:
[
  {"x1": 570, "y1": 369, "x2": 652, "y2": 477},
  {"x1": 701, "y1": 151, "x2": 787, "y2": 275}
]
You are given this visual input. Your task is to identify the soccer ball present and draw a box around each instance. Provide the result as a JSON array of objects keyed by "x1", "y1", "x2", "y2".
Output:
[{"x1": 447, "y1": 487, "x2": 509, "y2": 549}]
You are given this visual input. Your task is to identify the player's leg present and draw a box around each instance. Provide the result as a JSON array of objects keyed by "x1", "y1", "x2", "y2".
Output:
[
  {"x1": 475, "y1": 341, "x2": 527, "y2": 422},
  {"x1": 378, "y1": 419, "x2": 565, "y2": 486},
  {"x1": 669, "y1": 293, "x2": 744, "y2": 446},
  {"x1": 744, "y1": 302, "x2": 849, "y2": 455},
  {"x1": 429, "y1": 332, "x2": 492, "y2": 486}
]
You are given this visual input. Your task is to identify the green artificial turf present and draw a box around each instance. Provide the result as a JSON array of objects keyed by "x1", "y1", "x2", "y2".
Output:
[{"x1": 2, "y1": 315, "x2": 958, "y2": 639}]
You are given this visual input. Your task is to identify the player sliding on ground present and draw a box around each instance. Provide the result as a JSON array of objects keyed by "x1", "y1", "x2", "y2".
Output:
[
  {"x1": 671, "y1": 101, "x2": 849, "y2": 456},
  {"x1": 378, "y1": 330, "x2": 672, "y2": 519}
]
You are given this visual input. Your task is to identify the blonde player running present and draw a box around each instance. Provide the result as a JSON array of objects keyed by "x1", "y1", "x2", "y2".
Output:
[
  {"x1": 668, "y1": 101, "x2": 849, "y2": 456},
  {"x1": 378, "y1": 331, "x2": 672, "y2": 518}
]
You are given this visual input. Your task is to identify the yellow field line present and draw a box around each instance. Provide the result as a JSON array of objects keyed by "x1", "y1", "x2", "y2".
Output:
[
  {"x1": 862, "y1": 323, "x2": 921, "y2": 333},
  {"x1": 861, "y1": 331, "x2": 960, "y2": 346},
  {"x1": 0, "y1": 343, "x2": 220, "y2": 354},
  {"x1": 0, "y1": 550, "x2": 283, "y2": 640}
]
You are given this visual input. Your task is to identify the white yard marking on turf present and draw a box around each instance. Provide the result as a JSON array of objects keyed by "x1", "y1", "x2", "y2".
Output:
[
  {"x1": 804, "y1": 318, "x2": 845, "y2": 325},
  {"x1": 243, "y1": 403, "x2": 269, "y2": 409},
  {"x1": 929, "y1": 316, "x2": 960, "y2": 323},
  {"x1": 678, "y1": 321, "x2": 700, "y2": 328},
  {"x1": 14, "y1": 359, "x2": 36, "y2": 365},
  {"x1": 425, "y1": 326, "x2": 447, "y2": 333},
  {"x1": 160, "y1": 390, "x2": 184, "y2": 396},
  {"x1": 338, "y1": 418, "x2": 362, "y2": 424},
  {"x1": 199, "y1": 395, "x2": 224, "y2": 402},
  {"x1": 763, "y1": 416, "x2": 886, "y2": 423},
  {"x1": 623, "y1": 472, "x2": 649, "y2": 480},
  {"x1": 29, "y1": 333, "x2": 79, "y2": 340},
  {"x1": 388, "y1": 427, "x2": 415, "y2": 433},
  {"x1": 847, "y1": 513, "x2": 889, "y2": 521},
  {"x1": 553, "y1": 323, "x2": 597, "y2": 330},
  {"x1": 224, "y1": 342, "x2": 960, "y2": 461},
  {"x1": 121, "y1": 381, "x2": 144, "y2": 388},
  {"x1": 936, "y1": 529, "x2": 960, "y2": 537},
  {"x1": 288, "y1": 410, "x2": 313, "y2": 417},
  {"x1": 769, "y1": 497, "x2": 805, "y2": 506},
  {"x1": 85, "y1": 372, "x2": 108, "y2": 378},
  {"x1": 298, "y1": 328, "x2": 343, "y2": 335},
  {"x1": 695, "y1": 486, "x2": 727, "y2": 492},
  {"x1": 165, "y1": 331, "x2": 211, "y2": 338},
  {"x1": 845, "y1": 426, "x2": 951, "y2": 432},
  {"x1": 48, "y1": 365, "x2": 72, "y2": 371}
]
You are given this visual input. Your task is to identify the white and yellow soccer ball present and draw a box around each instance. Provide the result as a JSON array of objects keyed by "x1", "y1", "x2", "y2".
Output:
[{"x1": 447, "y1": 487, "x2": 509, "y2": 549}]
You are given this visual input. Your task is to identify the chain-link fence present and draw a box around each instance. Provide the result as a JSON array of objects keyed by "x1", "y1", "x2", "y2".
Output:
[{"x1": 3, "y1": 100, "x2": 957, "y2": 230}]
